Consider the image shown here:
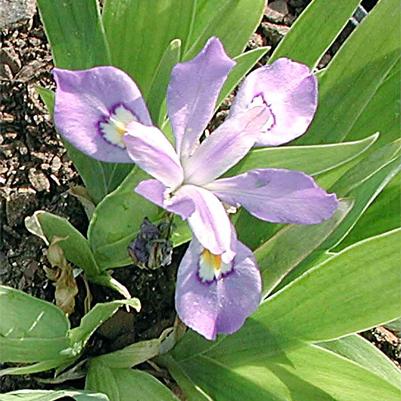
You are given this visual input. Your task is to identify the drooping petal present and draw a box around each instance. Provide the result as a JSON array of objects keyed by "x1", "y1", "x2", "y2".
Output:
[
  {"x1": 135, "y1": 179, "x2": 195, "y2": 220},
  {"x1": 183, "y1": 107, "x2": 271, "y2": 186},
  {"x1": 206, "y1": 169, "x2": 338, "y2": 224},
  {"x1": 124, "y1": 122, "x2": 184, "y2": 188},
  {"x1": 175, "y1": 239, "x2": 261, "y2": 340},
  {"x1": 167, "y1": 37, "x2": 235, "y2": 159},
  {"x1": 230, "y1": 58, "x2": 318, "y2": 147},
  {"x1": 53, "y1": 67, "x2": 152, "y2": 163},
  {"x1": 177, "y1": 185, "x2": 235, "y2": 263}
]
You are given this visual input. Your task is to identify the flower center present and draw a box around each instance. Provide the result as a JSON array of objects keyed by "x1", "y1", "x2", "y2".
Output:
[
  {"x1": 99, "y1": 104, "x2": 137, "y2": 148},
  {"x1": 198, "y1": 248, "x2": 233, "y2": 283}
]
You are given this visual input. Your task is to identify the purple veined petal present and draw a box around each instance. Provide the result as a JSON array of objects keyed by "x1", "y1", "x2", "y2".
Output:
[
  {"x1": 53, "y1": 67, "x2": 152, "y2": 163},
  {"x1": 124, "y1": 122, "x2": 184, "y2": 189},
  {"x1": 135, "y1": 179, "x2": 195, "y2": 220},
  {"x1": 206, "y1": 168, "x2": 338, "y2": 224},
  {"x1": 175, "y1": 238, "x2": 261, "y2": 340},
  {"x1": 183, "y1": 106, "x2": 271, "y2": 186},
  {"x1": 177, "y1": 185, "x2": 235, "y2": 263},
  {"x1": 230, "y1": 58, "x2": 318, "y2": 147},
  {"x1": 167, "y1": 37, "x2": 235, "y2": 159}
]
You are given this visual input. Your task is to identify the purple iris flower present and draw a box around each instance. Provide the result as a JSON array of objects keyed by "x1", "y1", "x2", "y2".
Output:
[{"x1": 53, "y1": 37, "x2": 338, "y2": 340}]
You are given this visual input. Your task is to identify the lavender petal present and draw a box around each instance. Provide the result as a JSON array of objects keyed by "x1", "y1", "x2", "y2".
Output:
[
  {"x1": 135, "y1": 179, "x2": 195, "y2": 220},
  {"x1": 124, "y1": 122, "x2": 184, "y2": 188},
  {"x1": 175, "y1": 239, "x2": 261, "y2": 340},
  {"x1": 177, "y1": 185, "x2": 235, "y2": 263},
  {"x1": 230, "y1": 58, "x2": 318, "y2": 147},
  {"x1": 207, "y1": 168, "x2": 338, "y2": 224},
  {"x1": 184, "y1": 107, "x2": 270, "y2": 186},
  {"x1": 167, "y1": 37, "x2": 235, "y2": 159},
  {"x1": 53, "y1": 67, "x2": 151, "y2": 163}
]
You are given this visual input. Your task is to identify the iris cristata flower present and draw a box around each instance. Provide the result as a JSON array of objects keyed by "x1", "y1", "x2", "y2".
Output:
[{"x1": 53, "y1": 37, "x2": 338, "y2": 340}]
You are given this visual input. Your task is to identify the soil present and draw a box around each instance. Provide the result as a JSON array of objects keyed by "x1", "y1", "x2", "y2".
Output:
[{"x1": 0, "y1": 0, "x2": 398, "y2": 394}]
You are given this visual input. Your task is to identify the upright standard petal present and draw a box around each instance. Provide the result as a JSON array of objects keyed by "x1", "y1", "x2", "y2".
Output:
[
  {"x1": 183, "y1": 107, "x2": 271, "y2": 186},
  {"x1": 177, "y1": 185, "x2": 235, "y2": 263},
  {"x1": 206, "y1": 169, "x2": 338, "y2": 224},
  {"x1": 167, "y1": 37, "x2": 235, "y2": 159},
  {"x1": 135, "y1": 179, "x2": 195, "y2": 220},
  {"x1": 230, "y1": 58, "x2": 318, "y2": 147},
  {"x1": 53, "y1": 67, "x2": 152, "y2": 163},
  {"x1": 124, "y1": 122, "x2": 184, "y2": 189},
  {"x1": 175, "y1": 239, "x2": 261, "y2": 340}
]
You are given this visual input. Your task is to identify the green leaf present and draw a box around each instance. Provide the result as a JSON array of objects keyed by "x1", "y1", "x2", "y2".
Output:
[
  {"x1": 88, "y1": 167, "x2": 159, "y2": 269},
  {"x1": 170, "y1": 344, "x2": 401, "y2": 401},
  {"x1": 147, "y1": 39, "x2": 181, "y2": 125},
  {"x1": 299, "y1": 0, "x2": 400, "y2": 144},
  {"x1": 157, "y1": 355, "x2": 213, "y2": 401},
  {"x1": 0, "y1": 390, "x2": 110, "y2": 401},
  {"x1": 102, "y1": 0, "x2": 195, "y2": 99},
  {"x1": 185, "y1": 0, "x2": 265, "y2": 59},
  {"x1": 0, "y1": 359, "x2": 69, "y2": 377},
  {"x1": 0, "y1": 286, "x2": 70, "y2": 363},
  {"x1": 270, "y1": 0, "x2": 360, "y2": 67},
  {"x1": 345, "y1": 58, "x2": 400, "y2": 149},
  {"x1": 249, "y1": 229, "x2": 401, "y2": 348},
  {"x1": 228, "y1": 133, "x2": 378, "y2": 178},
  {"x1": 216, "y1": 47, "x2": 270, "y2": 109},
  {"x1": 336, "y1": 172, "x2": 400, "y2": 250},
  {"x1": 93, "y1": 339, "x2": 160, "y2": 369},
  {"x1": 86, "y1": 361, "x2": 179, "y2": 401},
  {"x1": 37, "y1": 0, "x2": 110, "y2": 68},
  {"x1": 255, "y1": 199, "x2": 352, "y2": 297},
  {"x1": 324, "y1": 147, "x2": 401, "y2": 249},
  {"x1": 25, "y1": 211, "x2": 100, "y2": 278},
  {"x1": 319, "y1": 334, "x2": 401, "y2": 390},
  {"x1": 69, "y1": 299, "x2": 141, "y2": 353}
]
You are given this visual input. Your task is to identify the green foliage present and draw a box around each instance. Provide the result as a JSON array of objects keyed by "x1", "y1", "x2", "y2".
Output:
[
  {"x1": 86, "y1": 361, "x2": 179, "y2": 401},
  {"x1": 299, "y1": 0, "x2": 400, "y2": 145},
  {"x1": 270, "y1": 0, "x2": 360, "y2": 66},
  {"x1": 0, "y1": 286, "x2": 69, "y2": 364}
]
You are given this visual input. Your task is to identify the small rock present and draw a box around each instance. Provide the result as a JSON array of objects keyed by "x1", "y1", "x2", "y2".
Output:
[
  {"x1": 247, "y1": 32, "x2": 264, "y2": 50},
  {"x1": 0, "y1": 0, "x2": 36, "y2": 29},
  {"x1": 5, "y1": 187, "x2": 37, "y2": 226},
  {"x1": 51, "y1": 156, "x2": 62, "y2": 172},
  {"x1": 261, "y1": 22, "x2": 290, "y2": 47},
  {"x1": 265, "y1": 0, "x2": 288, "y2": 23},
  {"x1": 0, "y1": 47, "x2": 21, "y2": 75},
  {"x1": 28, "y1": 168, "x2": 50, "y2": 192},
  {"x1": 0, "y1": 63, "x2": 13, "y2": 81}
]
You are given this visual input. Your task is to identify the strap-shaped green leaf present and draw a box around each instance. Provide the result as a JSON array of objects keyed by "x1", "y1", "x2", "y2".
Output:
[
  {"x1": 37, "y1": 0, "x2": 110, "y2": 68},
  {"x1": 185, "y1": 0, "x2": 265, "y2": 59},
  {"x1": 102, "y1": 0, "x2": 195, "y2": 99},
  {"x1": 170, "y1": 344, "x2": 401, "y2": 401},
  {"x1": 299, "y1": 0, "x2": 400, "y2": 145},
  {"x1": 270, "y1": 0, "x2": 360, "y2": 67},
  {"x1": 320, "y1": 334, "x2": 401, "y2": 390},
  {"x1": 86, "y1": 361, "x2": 179, "y2": 401}
]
